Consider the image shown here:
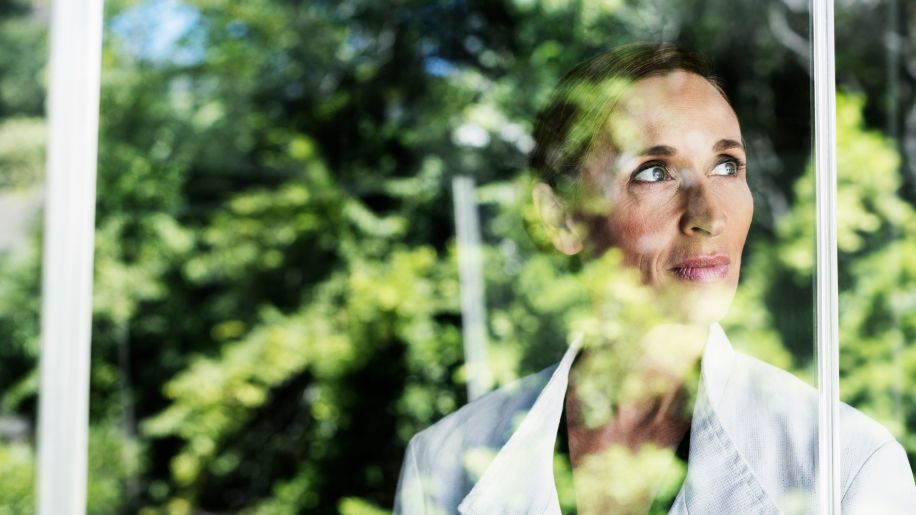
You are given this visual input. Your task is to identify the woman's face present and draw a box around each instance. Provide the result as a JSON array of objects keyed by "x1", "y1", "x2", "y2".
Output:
[{"x1": 577, "y1": 71, "x2": 753, "y2": 323}]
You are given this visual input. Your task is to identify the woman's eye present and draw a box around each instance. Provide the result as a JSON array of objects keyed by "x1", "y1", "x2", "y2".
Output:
[
  {"x1": 632, "y1": 165, "x2": 669, "y2": 183},
  {"x1": 712, "y1": 159, "x2": 739, "y2": 176}
]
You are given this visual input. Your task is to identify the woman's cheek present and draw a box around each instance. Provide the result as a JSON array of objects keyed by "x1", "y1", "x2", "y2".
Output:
[
  {"x1": 609, "y1": 212, "x2": 669, "y2": 267},
  {"x1": 728, "y1": 186, "x2": 754, "y2": 243}
]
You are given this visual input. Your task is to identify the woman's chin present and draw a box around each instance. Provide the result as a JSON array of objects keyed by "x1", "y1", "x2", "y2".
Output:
[{"x1": 659, "y1": 281, "x2": 736, "y2": 325}]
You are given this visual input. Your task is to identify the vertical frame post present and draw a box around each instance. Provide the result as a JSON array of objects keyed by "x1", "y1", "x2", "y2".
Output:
[
  {"x1": 811, "y1": 0, "x2": 840, "y2": 513},
  {"x1": 452, "y1": 176, "x2": 491, "y2": 401},
  {"x1": 35, "y1": 0, "x2": 104, "y2": 512}
]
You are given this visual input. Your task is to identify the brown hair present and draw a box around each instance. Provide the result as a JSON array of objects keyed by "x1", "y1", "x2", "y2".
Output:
[{"x1": 529, "y1": 43, "x2": 727, "y2": 191}]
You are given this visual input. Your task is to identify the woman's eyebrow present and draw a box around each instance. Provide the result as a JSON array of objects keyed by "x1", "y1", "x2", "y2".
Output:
[
  {"x1": 638, "y1": 145, "x2": 676, "y2": 156},
  {"x1": 713, "y1": 139, "x2": 744, "y2": 152}
]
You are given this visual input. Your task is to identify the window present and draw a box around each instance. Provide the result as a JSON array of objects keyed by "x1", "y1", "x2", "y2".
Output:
[{"x1": 15, "y1": 0, "x2": 915, "y2": 513}]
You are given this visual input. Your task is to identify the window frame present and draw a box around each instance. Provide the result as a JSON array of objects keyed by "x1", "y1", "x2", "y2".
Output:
[{"x1": 32, "y1": 1, "x2": 845, "y2": 513}]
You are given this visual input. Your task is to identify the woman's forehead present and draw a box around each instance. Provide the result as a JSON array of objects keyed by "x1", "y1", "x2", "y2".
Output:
[
  {"x1": 607, "y1": 71, "x2": 742, "y2": 151},
  {"x1": 619, "y1": 71, "x2": 729, "y2": 110}
]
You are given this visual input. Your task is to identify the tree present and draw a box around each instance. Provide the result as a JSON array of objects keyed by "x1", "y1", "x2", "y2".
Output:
[{"x1": 1, "y1": 0, "x2": 914, "y2": 513}]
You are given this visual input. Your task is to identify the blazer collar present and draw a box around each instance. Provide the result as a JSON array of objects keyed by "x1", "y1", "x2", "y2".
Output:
[
  {"x1": 457, "y1": 333, "x2": 581, "y2": 514},
  {"x1": 458, "y1": 324, "x2": 780, "y2": 515},
  {"x1": 674, "y1": 324, "x2": 781, "y2": 513}
]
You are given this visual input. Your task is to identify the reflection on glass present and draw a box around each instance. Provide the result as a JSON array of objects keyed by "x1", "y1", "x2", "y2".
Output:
[
  {"x1": 394, "y1": 44, "x2": 916, "y2": 514},
  {"x1": 835, "y1": 1, "x2": 916, "y2": 512},
  {"x1": 0, "y1": 2, "x2": 46, "y2": 510},
  {"x1": 55, "y1": 0, "x2": 916, "y2": 512}
]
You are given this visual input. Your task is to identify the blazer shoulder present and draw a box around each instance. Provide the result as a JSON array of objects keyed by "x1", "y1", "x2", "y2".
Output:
[
  {"x1": 728, "y1": 351, "x2": 898, "y2": 495},
  {"x1": 399, "y1": 365, "x2": 558, "y2": 513},
  {"x1": 410, "y1": 363, "x2": 557, "y2": 467},
  {"x1": 736, "y1": 352, "x2": 894, "y2": 439}
]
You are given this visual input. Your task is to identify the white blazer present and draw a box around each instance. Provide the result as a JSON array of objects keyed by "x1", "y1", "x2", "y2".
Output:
[{"x1": 393, "y1": 324, "x2": 916, "y2": 514}]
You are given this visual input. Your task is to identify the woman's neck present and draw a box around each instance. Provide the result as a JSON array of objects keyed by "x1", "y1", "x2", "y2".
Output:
[
  {"x1": 564, "y1": 322, "x2": 707, "y2": 463},
  {"x1": 560, "y1": 323, "x2": 706, "y2": 514}
]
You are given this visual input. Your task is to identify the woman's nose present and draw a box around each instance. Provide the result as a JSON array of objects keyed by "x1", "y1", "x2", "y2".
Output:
[{"x1": 680, "y1": 182, "x2": 726, "y2": 236}]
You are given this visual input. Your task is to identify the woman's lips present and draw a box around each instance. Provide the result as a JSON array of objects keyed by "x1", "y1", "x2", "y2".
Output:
[{"x1": 670, "y1": 255, "x2": 730, "y2": 283}]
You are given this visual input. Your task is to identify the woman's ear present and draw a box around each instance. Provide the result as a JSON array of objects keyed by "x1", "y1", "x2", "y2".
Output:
[{"x1": 532, "y1": 182, "x2": 583, "y2": 256}]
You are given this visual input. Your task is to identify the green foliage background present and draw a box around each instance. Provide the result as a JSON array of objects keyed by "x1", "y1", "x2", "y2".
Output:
[{"x1": 0, "y1": 0, "x2": 914, "y2": 512}]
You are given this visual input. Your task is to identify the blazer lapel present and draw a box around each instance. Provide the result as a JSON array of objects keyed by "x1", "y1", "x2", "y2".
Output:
[
  {"x1": 457, "y1": 325, "x2": 781, "y2": 514},
  {"x1": 674, "y1": 385, "x2": 782, "y2": 514},
  {"x1": 457, "y1": 336, "x2": 581, "y2": 515},
  {"x1": 675, "y1": 324, "x2": 781, "y2": 514}
]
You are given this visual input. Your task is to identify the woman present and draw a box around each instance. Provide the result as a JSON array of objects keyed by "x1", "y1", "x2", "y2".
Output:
[{"x1": 394, "y1": 44, "x2": 916, "y2": 514}]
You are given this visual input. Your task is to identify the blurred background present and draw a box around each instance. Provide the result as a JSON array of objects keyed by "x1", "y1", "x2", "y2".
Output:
[{"x1": 0, "y1": 0, "x2": 914, "y2": 512}]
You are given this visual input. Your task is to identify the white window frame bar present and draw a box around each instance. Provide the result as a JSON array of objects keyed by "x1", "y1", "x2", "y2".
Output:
[
  {"x1": 452, "y1": 176, "x2": 492, "y2": 401},
  {"x1": 812, "y1": 0, "x2": 841, "y2": 513},
  {"x1": 35, "y1": 0, "x2": 104, "y2": 512}
]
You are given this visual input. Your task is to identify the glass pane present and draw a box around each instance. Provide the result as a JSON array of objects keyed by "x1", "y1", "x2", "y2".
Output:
[
  {"x1": 0, "y1": 1, "x2": 48, "y2": 510},
  {"x1": 80, "y1": 0, "x2": 902, "y2": 513},
  {"x1": 834, "y1": 0, "x2": 916, "y2": 510},
  {"x1": 408, "y1": 2, "x2": 824, "y2": 514}
]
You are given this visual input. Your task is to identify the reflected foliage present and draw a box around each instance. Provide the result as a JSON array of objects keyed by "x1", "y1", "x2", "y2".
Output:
[{"x1": 0, "y1": 0, "x2": 914, "y2": 512}]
